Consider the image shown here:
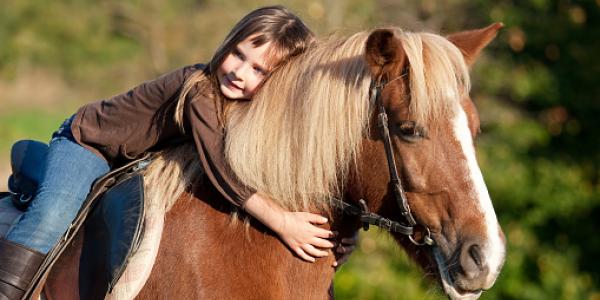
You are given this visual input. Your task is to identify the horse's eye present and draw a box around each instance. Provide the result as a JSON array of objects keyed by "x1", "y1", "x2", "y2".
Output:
[{"x1": 398, "y1": 121, "x2": 426, "y2": 142}]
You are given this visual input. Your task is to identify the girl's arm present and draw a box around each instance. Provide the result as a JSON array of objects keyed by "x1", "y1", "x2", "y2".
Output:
[
  {"x1": 183, "y1": 75, "x2": 334, "y2": 262},
  {"x1": 244, "y1": 193, "x2": 335, "y2": 262}
]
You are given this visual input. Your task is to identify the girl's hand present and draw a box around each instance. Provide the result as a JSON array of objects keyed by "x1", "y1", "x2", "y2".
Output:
[
  {"x1": 274, "y1": 212, "x2": 335, "y2": 262},
  {"x1": 243, "y1": 193, "x2": 334, "y2": 262}
]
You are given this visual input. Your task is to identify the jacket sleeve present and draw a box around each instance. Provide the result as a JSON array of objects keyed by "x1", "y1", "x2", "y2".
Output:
[
  {"x1": 71, "y1": 65, "x2": 196, "y2": 163},
  {"x1": 184, "y1": 93, "x2": 256, "y2": 208}
]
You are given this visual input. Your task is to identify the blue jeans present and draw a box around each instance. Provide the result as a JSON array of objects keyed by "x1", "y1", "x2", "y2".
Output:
[{"x1": 5, "y1": 115, "x2": 110, "y2": 254}]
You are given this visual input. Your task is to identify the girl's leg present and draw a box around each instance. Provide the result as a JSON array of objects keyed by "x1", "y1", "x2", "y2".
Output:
[
  {"x1": 0, "y1": 116, "x2": 109, "y2": 299},
  {"x1": 6, "y1": 116, "x2": 110, "y2": 253}
]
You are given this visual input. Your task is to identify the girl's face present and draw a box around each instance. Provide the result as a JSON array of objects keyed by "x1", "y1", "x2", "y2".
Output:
[{"x1": 217, "y1": 37, "x2": 273, "y2": 100}]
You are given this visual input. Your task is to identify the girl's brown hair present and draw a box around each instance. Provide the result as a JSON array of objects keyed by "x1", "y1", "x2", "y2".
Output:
[{"x1": 175, "y1": 5, "x2": 315, "y2": 130}]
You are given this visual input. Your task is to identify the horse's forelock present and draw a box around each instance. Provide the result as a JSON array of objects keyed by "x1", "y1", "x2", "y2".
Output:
[{"x1": 400, "y1": 31, "x2": 471, "y2": 125}]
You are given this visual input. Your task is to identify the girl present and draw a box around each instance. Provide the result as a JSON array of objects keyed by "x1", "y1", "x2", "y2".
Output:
[{"x1": 0, "y1": 6, "x2": 338, "y2": 299}]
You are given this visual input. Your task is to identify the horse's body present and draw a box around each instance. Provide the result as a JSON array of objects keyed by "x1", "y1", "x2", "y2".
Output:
[
  {"x1": 46, "y1": 24, "x2": 506, "y2": 300},
  {"x1": 43, "y1": 152, "x2": 348, "y2": 299},
  {"x1": 137, "y1": 186, "x2": 341, "y2": 299}
]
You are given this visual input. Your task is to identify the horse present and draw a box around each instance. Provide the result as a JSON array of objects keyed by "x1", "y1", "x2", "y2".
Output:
[{"x1": 43, "y1": 23, "x2": 506, "y2": 300}]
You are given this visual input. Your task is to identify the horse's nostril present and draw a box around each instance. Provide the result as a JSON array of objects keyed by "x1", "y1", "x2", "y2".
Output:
[
  {"x1": 468, "y1": 244, "x2": 483, "y2": 268},
  {"x1": 459, "y1": 241, "x2": 486, "y2": 280},
  {"x1": 448, "y1": 241, "x2": 491, "y2": 292}
]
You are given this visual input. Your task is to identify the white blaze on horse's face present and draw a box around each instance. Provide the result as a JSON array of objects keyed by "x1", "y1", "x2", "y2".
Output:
[{"x1": 436, "y1": 106, "x2": 506, "y2": 299}]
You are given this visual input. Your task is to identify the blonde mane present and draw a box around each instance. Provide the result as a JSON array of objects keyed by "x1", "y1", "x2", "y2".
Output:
[
  {"x1": 142, "y1": 28, "x2": 471, "y2": 214},
  {"x1": 224, "y1": 28, "x2": 470, "y2": 211},
  {"x1": 225, "y1": 32, "x2": 372, "y2": 211}
]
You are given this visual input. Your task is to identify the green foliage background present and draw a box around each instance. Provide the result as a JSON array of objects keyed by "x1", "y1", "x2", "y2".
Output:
[{"x1": 0, "y1": 1, "x2": 598, "y2": 299}]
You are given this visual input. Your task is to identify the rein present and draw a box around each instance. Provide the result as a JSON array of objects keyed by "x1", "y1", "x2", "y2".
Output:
[{"x1": 333, "y1": 74, "x2": 434, "y2": 246}]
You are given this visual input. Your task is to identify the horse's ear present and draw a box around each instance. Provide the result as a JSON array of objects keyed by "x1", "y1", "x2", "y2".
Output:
[
  {"x1": 365, "y1": 29, "x2": 405, "y2": 78},
  {"x1": 447, "y1": 22, "x2": 504, "y2": 66}
]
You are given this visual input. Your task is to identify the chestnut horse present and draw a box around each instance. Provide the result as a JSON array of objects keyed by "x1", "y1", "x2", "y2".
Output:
[{"x1": 46, "y1": 23, "x2": 505, "y2": 300}]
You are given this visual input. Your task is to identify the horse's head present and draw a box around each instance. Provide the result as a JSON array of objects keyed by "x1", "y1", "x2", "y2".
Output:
[{"x1": 357, "y1": 24, "x2": 506, "y2": 299}]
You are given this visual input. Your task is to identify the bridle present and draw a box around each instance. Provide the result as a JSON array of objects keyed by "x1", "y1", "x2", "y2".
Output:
[{"x1": 333, "y1": 73, "x2": 434, "y2": 246}]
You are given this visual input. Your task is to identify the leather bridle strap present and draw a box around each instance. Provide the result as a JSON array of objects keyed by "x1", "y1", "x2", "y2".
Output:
[
  {"x1": 334, "y1": 77, "x2": 433, "y2": 246},
  {"x1": 371, "y1": 79, "x2": 418, "y2": 227},
  {"x1": 331, "y1": 198, "x2": 414, "y2": 235}
]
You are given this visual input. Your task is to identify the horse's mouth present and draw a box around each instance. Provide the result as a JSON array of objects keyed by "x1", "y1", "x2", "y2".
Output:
[{"x1": 432, "y1": 248, "x2": 483, "y2": 300}]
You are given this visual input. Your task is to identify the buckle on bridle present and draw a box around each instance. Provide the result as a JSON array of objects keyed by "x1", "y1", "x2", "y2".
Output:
[
  {"x1": 358, "y1": 199, "x2": 370, "y2": 231},
  {"x1": 408, "y1": 225, "x2": 434, "y2": 246}
]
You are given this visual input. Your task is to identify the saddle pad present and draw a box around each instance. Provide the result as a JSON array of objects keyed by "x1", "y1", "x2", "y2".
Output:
[
  {"x1": 105, "y1": 206, "x2": 164, "y2": 299},
  {"x1": 79, "y1": 173, "x2": 145, "y2": 299}
]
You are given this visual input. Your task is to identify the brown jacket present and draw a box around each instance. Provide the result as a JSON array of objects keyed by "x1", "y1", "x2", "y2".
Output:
[{"x1": 70, "y1": 64, "x2": 255, "y2": 207}]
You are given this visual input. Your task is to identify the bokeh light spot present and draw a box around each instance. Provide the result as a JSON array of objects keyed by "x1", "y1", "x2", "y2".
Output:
[
  {"x1": 508, "y1": 27, "x2": 526, "y2": 52},
  {"x1": 569, "y1": 5, "x2": 586, "y2": 25}
]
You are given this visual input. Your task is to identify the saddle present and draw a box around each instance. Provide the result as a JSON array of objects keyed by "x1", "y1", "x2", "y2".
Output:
[{"x1": 7, "y1": 140, "x2": 148, "y2": 299}]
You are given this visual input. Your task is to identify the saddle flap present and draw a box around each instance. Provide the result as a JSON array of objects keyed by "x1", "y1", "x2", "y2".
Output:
[
  {"x1": 9, "y1": 140, "x2": 48, "y2": 194},
  {"x1": 79, "y1": 173, "x2": 146, "y2": 299}
]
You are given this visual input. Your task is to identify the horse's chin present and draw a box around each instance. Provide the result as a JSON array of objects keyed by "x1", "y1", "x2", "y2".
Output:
[{"x1": 432, "y1": 248, "x2": 483, "y2": 300}]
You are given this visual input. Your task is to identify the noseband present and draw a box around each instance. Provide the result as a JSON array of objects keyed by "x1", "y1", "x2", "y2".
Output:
[{"x1": 333, "y1": 75, "x2": 434, "y2": 246}]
